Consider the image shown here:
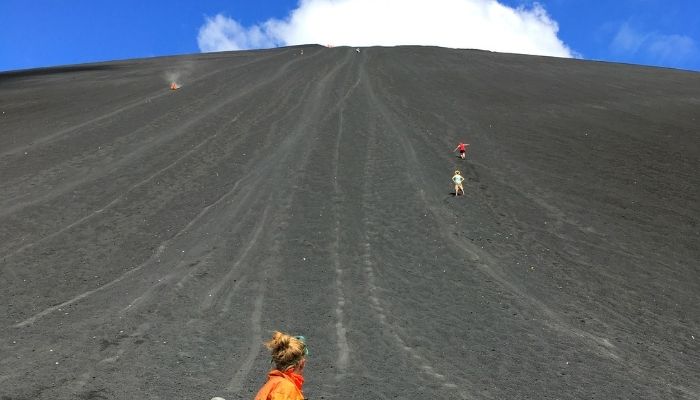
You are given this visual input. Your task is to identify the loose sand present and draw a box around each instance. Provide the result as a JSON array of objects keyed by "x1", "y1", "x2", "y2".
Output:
[{"x1": 1, "y1": 45, "x2": 698, "y2": 399}]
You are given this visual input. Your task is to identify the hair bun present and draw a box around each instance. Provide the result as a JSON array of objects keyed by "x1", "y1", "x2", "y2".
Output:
[{"x1": 265, "y1": 331, "x2": 306, "y2": 371}]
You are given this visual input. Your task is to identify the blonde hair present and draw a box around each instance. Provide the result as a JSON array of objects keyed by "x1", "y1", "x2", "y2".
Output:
[{"x1": 265, "y1": 331, "x2": 307, "y2": 371}]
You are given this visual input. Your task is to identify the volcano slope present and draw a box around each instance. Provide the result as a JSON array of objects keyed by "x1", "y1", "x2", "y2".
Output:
[{"x1": 1, "y1": 45, "x2": 699, "y2": 399}]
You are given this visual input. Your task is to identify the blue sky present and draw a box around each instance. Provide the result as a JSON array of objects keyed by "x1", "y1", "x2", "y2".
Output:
[{"x1": 1, "y1": 0, "x2": 698, "y2": 72}]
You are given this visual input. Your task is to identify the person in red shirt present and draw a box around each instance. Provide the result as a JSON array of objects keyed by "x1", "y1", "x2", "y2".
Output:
[
  {"x1": 454, "y1": 142, "x2": 470, "y2": 159},
  {"x1": 254, "y1": 331, "x2": 308, "y2": 400}
]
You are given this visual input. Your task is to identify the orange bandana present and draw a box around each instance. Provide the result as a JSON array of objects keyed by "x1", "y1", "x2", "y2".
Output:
[{"x1": 283, "y1": 369, "x2": 304, "y2": 391}]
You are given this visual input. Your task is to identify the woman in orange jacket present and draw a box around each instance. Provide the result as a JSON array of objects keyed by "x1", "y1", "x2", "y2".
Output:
[{"x1": 254, "y1": 331, "x2": 308, "y2": 400}]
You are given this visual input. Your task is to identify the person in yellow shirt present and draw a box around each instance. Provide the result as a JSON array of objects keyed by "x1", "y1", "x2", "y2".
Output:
[
  {"x1": 254, "y1": 331, "x2": 308, "y2": 400},
  {"x1": 452, "y1": 170, "x2": 465, "y2": 196}
]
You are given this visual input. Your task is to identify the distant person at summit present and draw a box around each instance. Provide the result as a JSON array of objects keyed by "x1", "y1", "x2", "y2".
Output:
[
  {"x1": 453, "y1": 170, "x2": 465, "y2": 196},
  {"x1": 454, "y1": 142, "x2": 470, "y2": 159},
  {"x1": 254, "y1": 331, "x2": 308, "y2": 400}
]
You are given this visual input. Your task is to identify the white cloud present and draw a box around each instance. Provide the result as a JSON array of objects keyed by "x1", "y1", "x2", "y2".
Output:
[
  {"x1": 197, "y1": 14, "x2": 277, "y2": 52},
  {"x1": 610, "y1": 22, "x2": 648, "y2": 55},
  {"x1": 197, "y1": 0, "x2": 575, "y2": 58},
  {"x1": 610, "y1": 22, "x2": 697, "y2": 65},
  {"x1": 647, "y1": 34, "x2": 697, "y2": 64}
]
